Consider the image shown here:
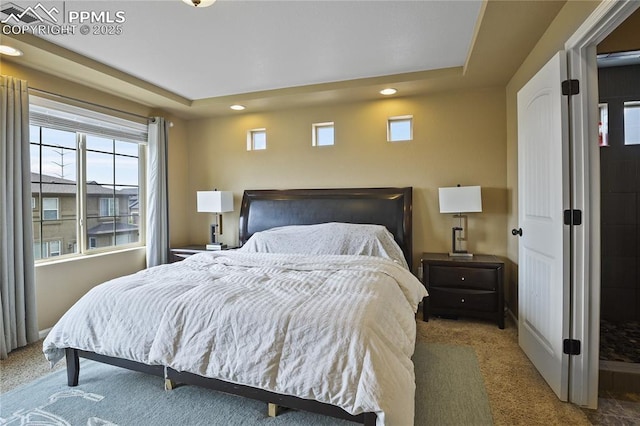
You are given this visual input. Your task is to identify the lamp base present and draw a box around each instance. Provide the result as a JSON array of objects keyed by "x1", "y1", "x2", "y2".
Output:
[
  {"x1": 449, "y1": 251, "x2": 474, "y2": 258},
  {"x1": 450, "y1": 226, "x2": 472, "y2": 257}
]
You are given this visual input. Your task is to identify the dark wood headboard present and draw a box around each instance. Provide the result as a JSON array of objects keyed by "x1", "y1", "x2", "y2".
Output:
[{"x1": 238, "y1": 187, "x2": 413, "y2": 269}]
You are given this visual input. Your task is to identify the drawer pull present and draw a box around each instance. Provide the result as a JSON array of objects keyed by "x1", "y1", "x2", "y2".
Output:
[
  {"x1": 461, "y1": 298, "x2": 465, "y2": 303},
  {"x1": 461, "y1": 277, "x2": 465, "y2": 281}
]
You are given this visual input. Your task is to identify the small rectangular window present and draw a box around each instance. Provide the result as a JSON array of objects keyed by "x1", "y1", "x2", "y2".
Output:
[
  {"x1": 99, "y1": 198, "x2": 120, "y2": 217},
  {"x1": 599, "y1": 103, "x2": 609, "y2": 147},
  {"x1": 42, "y1": 197, "x2": 59, "y2": 220},
  {"x1": 32, "y1": 197, "x2": 36, "y2": 209},
  {"x1": 48, "y1": 240, "x2": 61, "y2": 257},
  {"x1": 34, "y1": 240, "x2": 63, "y2": 259},
  {"x1": 624, "y1": 101, "x2": 640, "y2": 145},
  {"x1": 247, "y1": 129, "x2": 267, "y2": 151},
  {"x1": 387, "y1": 116, "x2": 413, "y2": 142},
  {"x1": 312, "y1": 122, "x2": 335, "y2": 147}
]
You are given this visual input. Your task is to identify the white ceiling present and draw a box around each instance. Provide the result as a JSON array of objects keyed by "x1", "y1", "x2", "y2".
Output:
[{"x1": 3, "y1": 0, "x2": 483, "y2": 101}]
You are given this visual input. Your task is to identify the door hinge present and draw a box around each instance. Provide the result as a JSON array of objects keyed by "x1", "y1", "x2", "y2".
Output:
[
  {"x1": 562, "y1": 79, "x2": 580, "y2": 96},
  {"x1": 563, "y1": 339, "x2": 581, "y2": 355},
  {"x1": 563, "y1": 209, "x2": 582, "y2": 226}
]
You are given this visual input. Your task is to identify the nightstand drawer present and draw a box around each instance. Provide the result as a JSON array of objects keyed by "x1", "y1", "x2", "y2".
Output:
[
  {"x1": 429, "y1": 266, "x2": 498, "y2": 290},
  {"x1": 430, "y1": 287, "x2": 497, "y2": 312}
]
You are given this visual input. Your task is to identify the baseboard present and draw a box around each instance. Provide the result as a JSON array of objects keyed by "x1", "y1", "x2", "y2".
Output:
[
  {"x1": 506, "y1": 309, "x2": 518, "y2": 327},
  {"x1": 38, "y1": 327, "x2": 52, "y2": 340}
]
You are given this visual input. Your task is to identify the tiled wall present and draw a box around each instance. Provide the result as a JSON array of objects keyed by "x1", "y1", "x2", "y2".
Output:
[{"x1": 599, "y1": 64, "x2": 640, "y2": 322}]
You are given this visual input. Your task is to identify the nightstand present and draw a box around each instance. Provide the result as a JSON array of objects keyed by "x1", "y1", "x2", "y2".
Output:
[
  {"x1": 421, "y1": 252, "x2": 505, "y2": 329},
  {"x1": 169, "y1": 245, "x2": 236, "y2": 263}
]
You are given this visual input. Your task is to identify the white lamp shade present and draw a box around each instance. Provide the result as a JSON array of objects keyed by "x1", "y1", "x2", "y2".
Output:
[
  {"x1": 439, "y1": 186, "x2": 482, "y2": 214},
  {"x1": 197, "y1": 191, "x2": 234, "y2": 213}
]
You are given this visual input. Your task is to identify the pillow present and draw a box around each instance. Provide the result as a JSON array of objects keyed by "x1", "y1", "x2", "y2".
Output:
[{"x1": 238, "y1": 222, "x2": 408, "y2": 268}]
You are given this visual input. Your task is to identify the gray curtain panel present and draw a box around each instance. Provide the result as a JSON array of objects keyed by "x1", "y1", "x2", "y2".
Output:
[
  {"x1": 0, "y1": 75, "x2": 38, "y2": 359},
  {"x1": 146, "y1": 117, "x2": 170, "y2": 267}
]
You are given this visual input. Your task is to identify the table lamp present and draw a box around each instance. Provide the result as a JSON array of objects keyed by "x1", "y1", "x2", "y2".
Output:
[
  {"x1": 197, "y1": 190, "x2": 234, "y2": 249},
  {"x1": 438, "y1": 185, "x2": 482, "y2": 257}
]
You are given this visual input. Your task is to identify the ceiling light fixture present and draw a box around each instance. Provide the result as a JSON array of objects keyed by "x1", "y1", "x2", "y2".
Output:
[
  {"x1": 182, "y1": 0, "x2": 216, "y2": 7},
  {"x1": 0, "y1": 45, "x2": 24, "y2": 56},
  {"x1": 380, "y1": 88, "x2": 397, "y2": 96},
  {"x1": 230, "y1": 105, "x2": 246, "y2": 111}
]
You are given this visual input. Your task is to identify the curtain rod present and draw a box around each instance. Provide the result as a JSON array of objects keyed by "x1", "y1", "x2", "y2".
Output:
[{"x1": 28, "y1": 87, "x2": 153, "y2": 122}]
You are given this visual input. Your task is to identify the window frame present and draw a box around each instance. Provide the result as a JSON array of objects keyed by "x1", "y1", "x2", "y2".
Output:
[
  {"x1": 247, "y1": 128, "x2": 267, "y2": 151},
  {"x1": 312, "y1": 122, "x2": 335, "y2": 147},
  {"x1": 387, "y1": 115, "x2": 413, "y2": 142},
  {"x1": 623, "y1": 101, "x2": 640, "y2": 146}
]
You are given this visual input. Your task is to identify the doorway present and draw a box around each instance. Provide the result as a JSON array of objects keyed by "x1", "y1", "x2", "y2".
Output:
[
  {"x1": 596, "y1": 15, "x2": 640, "y2": 390},
  {"x1": 532, "y1": 0, "x2": 640, "y2": 408}
]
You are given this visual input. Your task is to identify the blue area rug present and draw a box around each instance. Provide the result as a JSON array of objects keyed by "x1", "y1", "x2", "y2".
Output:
[{"x1": 0, "y1": 342, "x2": 493, "y2": 425}]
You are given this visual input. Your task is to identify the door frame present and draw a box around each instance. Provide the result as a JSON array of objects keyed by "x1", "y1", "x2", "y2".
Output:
[{"x1": 564, "y1": 0, "x2": 640, "y2": 408}]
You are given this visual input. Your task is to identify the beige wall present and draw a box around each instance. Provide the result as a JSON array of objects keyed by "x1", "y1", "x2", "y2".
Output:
[
  {"x1": 35, "y1": 248, "x2": 146, "y2": 329},
  {"x1": 504, "y1": 0, "x2": 601, "y2": 316},
  {"x1": 2, "y1": 61, "x2": 190, "y2": 330},
  {"x1": 597, "y1": 7, "x2": 640, "y2": 54},
  {"x1": 186, "y1": 88, "x2": 508, "y2": 272}
]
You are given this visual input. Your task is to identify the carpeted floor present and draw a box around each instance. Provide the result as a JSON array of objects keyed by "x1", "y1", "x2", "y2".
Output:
[{"x1": 416, "y1": 315, "x2": 592, "y2": 425}]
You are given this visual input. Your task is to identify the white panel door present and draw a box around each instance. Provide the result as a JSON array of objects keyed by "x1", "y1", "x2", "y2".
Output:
[{"x1": 517, "y1": 51, "x2": 570, "y2": 400}]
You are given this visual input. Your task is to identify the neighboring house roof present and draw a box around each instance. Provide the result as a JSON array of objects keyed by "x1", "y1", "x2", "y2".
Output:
[
  {"x1": 31, "y1": 173, "x2": 136, "y2": 196},
  {"x1": 87, "y1": 221, "x2": 139, "y2": 235}
]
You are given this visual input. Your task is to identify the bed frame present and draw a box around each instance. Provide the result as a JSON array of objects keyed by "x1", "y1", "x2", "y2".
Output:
[{"x1": 65, "y1": 187, "x2": 413, "y2": 425}]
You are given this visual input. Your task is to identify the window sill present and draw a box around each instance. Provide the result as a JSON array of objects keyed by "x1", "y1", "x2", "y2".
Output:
[{"x1": 35, "y1": 246, "x2": 145, "y2": 267}]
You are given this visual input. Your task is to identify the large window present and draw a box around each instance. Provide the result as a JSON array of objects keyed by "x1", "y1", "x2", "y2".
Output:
[{"x1": 30, "y1": 96, "x2": 148, "y2": 260}]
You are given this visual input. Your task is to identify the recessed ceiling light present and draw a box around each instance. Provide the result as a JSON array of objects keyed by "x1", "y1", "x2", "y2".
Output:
[
  {"x1": 230, "y1": 105, "x2": 246, "y2": 111},
  {"x1": 182, "y1": 0, "x2": 216, "y2": 7},
  {"x1": 380, "y1": 88, "x2": 397, "y2": 96},
  {"x1": 0, "y1": 45, "x2": 23, "y2": 56}
]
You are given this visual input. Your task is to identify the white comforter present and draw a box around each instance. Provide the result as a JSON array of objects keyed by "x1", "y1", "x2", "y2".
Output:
[{"x1": 43, "y1": 251, "x2": 427, "y2": 425}]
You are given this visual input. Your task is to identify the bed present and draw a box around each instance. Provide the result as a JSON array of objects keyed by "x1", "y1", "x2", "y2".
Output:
[{"x1": 43, "y1": 187, "x2": 426, "y2": 426}]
